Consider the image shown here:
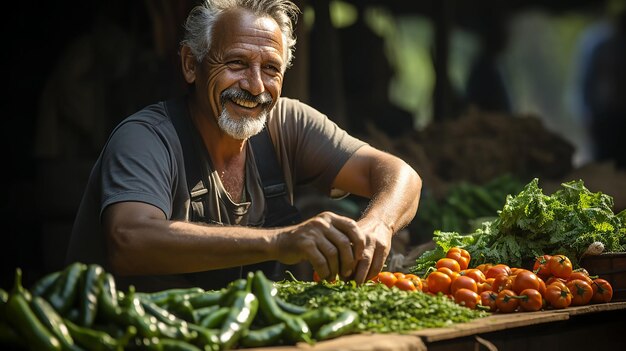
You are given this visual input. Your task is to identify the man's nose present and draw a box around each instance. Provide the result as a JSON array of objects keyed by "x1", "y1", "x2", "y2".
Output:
[{"x1": 240, "y1": 66, "x2": 264, "y2": 96}]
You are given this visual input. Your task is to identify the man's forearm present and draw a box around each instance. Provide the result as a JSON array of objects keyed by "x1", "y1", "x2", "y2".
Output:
[{"x1": 360, "y1": 157, "x2": 422, "y2": 234}]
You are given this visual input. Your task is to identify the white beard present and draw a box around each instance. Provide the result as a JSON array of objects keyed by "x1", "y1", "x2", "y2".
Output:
[{"x1": 218, "y1": 109, "x2": 267, "y2": 140}]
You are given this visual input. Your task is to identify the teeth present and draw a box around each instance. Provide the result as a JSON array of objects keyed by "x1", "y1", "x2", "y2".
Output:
[{"x1": 232, "y1": 98, "x2": 258, "y2": 108}]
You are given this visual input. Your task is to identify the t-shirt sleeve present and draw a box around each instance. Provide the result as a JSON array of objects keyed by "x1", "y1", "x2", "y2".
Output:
[
  {"x1": 269, "y1": 98, "x2": 367, "y2": 195},
  {"x1": 99, "y1": 120, "x2": 175, "y2": 218}
]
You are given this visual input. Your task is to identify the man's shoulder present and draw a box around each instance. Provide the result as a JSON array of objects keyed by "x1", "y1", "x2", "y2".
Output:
[{"x1": 272, "y1": 97, "x2": 323, "y2": 120}]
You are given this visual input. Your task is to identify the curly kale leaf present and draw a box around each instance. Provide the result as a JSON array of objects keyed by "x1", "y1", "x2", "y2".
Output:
[{"x1": 412, "y1": 178, "x2": 626, "y2": 271}]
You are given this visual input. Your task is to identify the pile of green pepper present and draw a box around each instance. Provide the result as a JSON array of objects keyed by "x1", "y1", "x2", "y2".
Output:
[{"x1": 0, "y1": 264, "x2": 360, "y2": 350}]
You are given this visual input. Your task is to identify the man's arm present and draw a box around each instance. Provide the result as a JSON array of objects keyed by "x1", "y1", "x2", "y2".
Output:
[
  {"x1": 332, "y1": 145, "x2": 422, "y2": 283},
  {"x1": 103, "y1": 201, "x2": 363, "y2": 280}
]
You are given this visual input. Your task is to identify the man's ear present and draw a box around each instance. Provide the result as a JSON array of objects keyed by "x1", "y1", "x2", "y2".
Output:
[{"x1": 180, "y1": 45, "x2": 197, "y2": 84}]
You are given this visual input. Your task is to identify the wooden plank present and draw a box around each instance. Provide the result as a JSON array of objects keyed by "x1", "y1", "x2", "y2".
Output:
[
  {"x1": 550, "y1": 301, "x2": 626, "y2": 316},
  {"x1": 411, "y1": 301, "x2": 626, "y2": 343},
  {"x1": 410, "y1": 311, "x2": 568, "y2": 342},
  {"x1": 240, "y1": 302, "x2": 626, "y2": 350},
  {"x1": 248, "y1": 333, "x2": 426, "y2": 351}
]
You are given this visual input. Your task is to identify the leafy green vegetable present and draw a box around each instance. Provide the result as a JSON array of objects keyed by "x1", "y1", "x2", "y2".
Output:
[
  {"x1": 275, "y1": 280, "x2": 487, "y2": 333},
  {"x1": 411, "y1": 178, "x2": 626, "y2": 274}
]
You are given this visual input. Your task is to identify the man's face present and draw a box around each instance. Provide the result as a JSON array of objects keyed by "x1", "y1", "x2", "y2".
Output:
[{"x1": 200, "y1": 8, "x2": 285, "y2": 139}]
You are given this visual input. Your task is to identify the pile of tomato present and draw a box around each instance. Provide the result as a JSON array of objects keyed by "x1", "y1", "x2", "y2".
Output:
[{"x1": 372, "y1": 248, "x2": 614, "y2": 313}]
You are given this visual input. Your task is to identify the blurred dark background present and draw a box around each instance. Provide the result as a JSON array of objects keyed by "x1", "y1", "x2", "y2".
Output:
[{"x1": 3, "y1": 0, "x2": 626, "y2": 288}]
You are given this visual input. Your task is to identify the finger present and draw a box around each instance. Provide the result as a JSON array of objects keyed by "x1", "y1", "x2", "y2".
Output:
[
  {"x1": 316, "y1": 237, "x2": 340, "y2": 280},
  {"x1": 323, "y1": 226, "x2": 356, "y2": 278},
  {"x1": 352, "y1": 250, "x2": 373, "y2": 284},
  {"x1": 306, "y1": 244, "x2": 331, "y2": 279},
  {"x1": 331, "y1": 216, "x2": 365, "y2": 261},
  {"x1": 366, "y1": 248, "x2": 387, "y2": 282}
]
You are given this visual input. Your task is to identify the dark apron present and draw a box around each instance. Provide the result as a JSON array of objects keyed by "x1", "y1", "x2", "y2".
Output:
[{"x1": 166, "y1": 97, "x2": 302, "y2": 290}]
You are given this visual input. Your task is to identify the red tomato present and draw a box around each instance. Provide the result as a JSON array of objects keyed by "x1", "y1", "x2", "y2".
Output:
[
  {"x1": 537, "y1": 277, "x2": 547, "y2": 297},
  {"x1": 436, "y1": 258, "x2": 462, "y2": 272},
  {"x1": 512, "y1": 270, "x2": 541, "y2": 294},
  {"x1": 532, "y1": 254, "x2": 552, "y2": 279},
  {"x1": 404, "y1": 274, "x2": 423, "y2": 291},
  {"x1": 492, "y1": 273, "x2": 514, "y2": 293},
  {"x1": 393, "y1": 272, "x2": 406, "y2": 280},
  {"x1": 313, "y1": 271, "x2": 321, "y2": 282},
  {"x1": 436, "y1": 267, "x2": 460, "y2": 281},
  {"x1": 480, "y1": 290, "x2": 498, "y2": 312},
  {"x1": 591, "y1": 278, "x2": 613, "y2": 303},
  {"x1": 420, "y1": 277, "x2": 429, "y2": 293},
  {"x1": 460, "y1": 268, "x2": 486, "y2": 284},
  {"x1": 496, "y1": 289, "x2": 519, "y2": 313},
  {"x1": 518, "y1": 288, "x2": 543, "y2": 312},
  {"x1": 566, "y1": 279, "x2": 593, "y2": 306},
  {"x1": 567, "y1": 270, "x2": 593, "y2": 285},
  {"x1": 313, "y1": 271, "x2": 337, "y2": 283},
  {"x1": 486, "y1": 264, "x2": 512, "y2": 279},
  {"x1": 451, "y1": 275, "x2": 478, "y2": 295},
  {"x1": 446, "y1": 247, "x2": 471, "y2": 270},
  {"x1": 545, "y1": 276, "x2": 567, "y2": 286},
  {"x1": 395, "y1": 278, "x2": 417, "y2": 291},
  {"x1": 376, "y1": 271, "x2": 398, "y2": 288},
  {"x1": 427, "y1": 271, "x2": 452, "y2": 295},
  {"x1": 548, "y1": 254, "x2": 573, "y2": 279},
  {"x1": 454, "y1": 288, "x2": 481, "y2": 309},
  {"x1": 544, "y1": 283, "x2": 572, "y2": 309},
  {"x1": 475, "y1": 263, "x2": 493, "y2": 274}
]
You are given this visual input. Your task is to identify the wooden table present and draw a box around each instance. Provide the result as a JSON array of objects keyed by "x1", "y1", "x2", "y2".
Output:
[
  {"x1": 412, "y1": 301, "x2": 626, "y2": 350},
  {"x1": 251, "y1": 301, "x2": 626, "y2": 351}
]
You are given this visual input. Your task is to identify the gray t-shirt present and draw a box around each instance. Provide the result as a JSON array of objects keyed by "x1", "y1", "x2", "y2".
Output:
[{"x1": 66, "y1": 96, "x2": 366, "y2": 291}]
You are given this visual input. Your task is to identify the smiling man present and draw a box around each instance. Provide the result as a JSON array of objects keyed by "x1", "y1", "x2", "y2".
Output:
[{"x1": 66, "y1": 0, "x2": 422, "y2": 292}]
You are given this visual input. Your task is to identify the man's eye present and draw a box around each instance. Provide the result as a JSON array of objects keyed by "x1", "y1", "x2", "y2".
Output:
[
  {"x1": 227, "y1": 60, "x2": 245, "y2": 68},
  {"x1": 264, "y1": 64, "x2": 280, "y2": 73}
]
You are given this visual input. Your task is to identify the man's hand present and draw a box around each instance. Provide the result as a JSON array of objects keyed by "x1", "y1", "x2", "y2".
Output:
[
  {"x1": 350, "y1": 217, "x2": 394, "y2": 284},
  {"x1": 276, "y1": 211, "x2": 366, "y2": 281}
]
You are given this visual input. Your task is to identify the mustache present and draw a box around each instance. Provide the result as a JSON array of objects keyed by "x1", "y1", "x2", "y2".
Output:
[{"x1": 221, "y1": 88, "x2": 273, "y2": 107}]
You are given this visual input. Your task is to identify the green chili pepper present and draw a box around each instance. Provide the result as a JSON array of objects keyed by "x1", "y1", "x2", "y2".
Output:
[
  {"x1": 97, "y1": 272, "x2": 122, "y2": 321},
  {"x1": 5, "y1": 268, "x2": 62, "y2": 350},
  {"x1": 239, "y1": 322, "x2": 286, "y2": 348},
  {"x1": 77, "y1": 264, "x2": 104, "y2": 327},
  {"x1": 275, "y1": 296, "x2": 307, "y2": 315},
  {"x1": 315, "y1": 309, "x2": 359, "y2": 341},
  {"x1": 47, "y1": 262, "x2": 87, "y2": 315},
  {"x1": 252, "y1": 270, "x2": 312, "y2": 345},
  {"x1": 185, "y1": 324, "x2": 220, "y2": 351},
  {"x1": 300, "y1": 307, "x2": 337, "y2": 333},
  {"x1": 218, "y1": 278, "x2": 248, "y2": 307},
  {"x1": 251, "y1": 271, "x2": 284, "y2": 325},
  {"x1": 30, "y1": 271, "x2": 62, "y2": 298},
  {"x1": 159, "y1": 338, "x2": 203, "y2": 351},
  {"x1": 192, "y1": 304, "x2": 220, "y2": 323},
  {"x1": 31, "y1": 296, "x2": 84, "y2": 351},
  {"x1": 64, "y1": 318, "x2": 120, "y2": 351},
  {"x1": 118, "y1": 286, "x2": 159, "y2": 338},
  {"x1": 168, "y1": 299, "x2": 196, "y2": 323},
  {"x1": 198, "y1": 306, "x2": 230, "y2": 329},
  {"x1": 187, "y1": 290, "x2": 223, "y2": 309},
  {"x1": 218, "y1": 291, "x2": 258, "y2": 350},
  {"x1": 141, "y1": 299, "x2": 197, "y2": 341},
  {"x1": 140, "y1": 287, "x2": 204, "y2": 306}
]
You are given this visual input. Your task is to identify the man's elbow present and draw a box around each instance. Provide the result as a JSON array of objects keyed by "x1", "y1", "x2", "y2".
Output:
[{"x1": 106, "y1": 227, "x2": 137, "y2": 276}]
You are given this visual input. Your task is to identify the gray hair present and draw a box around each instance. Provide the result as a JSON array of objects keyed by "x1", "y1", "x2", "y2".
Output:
[{"x1": 181, "y1": 0, "x2": 300, "y2": 70}]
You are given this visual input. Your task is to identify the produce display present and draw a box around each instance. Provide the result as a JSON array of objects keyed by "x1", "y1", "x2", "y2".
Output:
[
  {"x1": 276, "y1": 276, "x2": 487, "y2": 333},
  {"x1": 411, "y1": 178, "x2": 626, "y2": 273},
  {"x1": 0, "y1": 265, "x2": 363, "y2": 350},
  {"x1": 389, "y1": 246, "x2": 614, "y2": 313}
]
